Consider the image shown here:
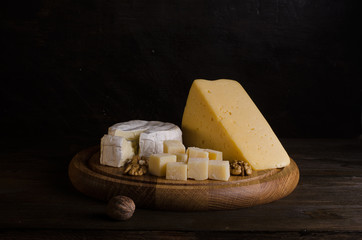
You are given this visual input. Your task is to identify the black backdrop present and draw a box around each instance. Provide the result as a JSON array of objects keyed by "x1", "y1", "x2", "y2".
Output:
[{"x1": 1, "y1": 0, "x2": 361, "y2": 147}]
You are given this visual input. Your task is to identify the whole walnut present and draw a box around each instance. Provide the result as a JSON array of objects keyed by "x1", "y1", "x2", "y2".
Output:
[{"x1": 107, "y1": 195, "x2": 135, "y2": 221}]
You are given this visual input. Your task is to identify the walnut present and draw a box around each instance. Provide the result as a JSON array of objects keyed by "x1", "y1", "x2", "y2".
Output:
[
  {"x1": 244, "y1": 162, "x2": 252, "y2": 175},
  {"x1": 107, "y1": 195, "x2": 135, "y2": 221},
  {"x1": 230, "y1": 160, "x2": 252, "y2": 176},
  {"x1": 123, "y1": 155, "x2": 148, "y2": 176}
]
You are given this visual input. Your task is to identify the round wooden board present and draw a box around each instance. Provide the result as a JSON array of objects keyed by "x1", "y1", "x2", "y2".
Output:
[{"x1": 68, "y1": 146, "x2": 299, "y2": 211}]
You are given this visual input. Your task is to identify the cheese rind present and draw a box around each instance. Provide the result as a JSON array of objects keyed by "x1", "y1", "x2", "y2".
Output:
[
  {"x1": 187, "y1": 158, "x2": 209, "y2": 180},
  {"x1": 149, "y1": 153, "x2": 177, "y2": 177},
  {"x1": 139, "y1": 122, "x2": 182, "y2": 158},
  {"x1": 108, "y1": 120, "x2": 148, "y2": 140},
  {"x1": 108, "y1": 120, "x2": 147, "y2": 152},
  {"x1": 166, "y1": 162, "x2": 188, "y2": 180},
  {"x1": 208, "y1": 160, "x2": 230, "y2": 181},
  {"x1": 182, "y1": 79, "x2": 290, "y2": 170},
  {"x1": 100, "y1": 134, "x2": 135, "y2": 167},
  {"x1": 108, "y1": 120, "x2": 182, "y2": 159}
]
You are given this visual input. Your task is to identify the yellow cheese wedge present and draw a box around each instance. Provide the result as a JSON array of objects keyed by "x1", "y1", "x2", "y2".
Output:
[{"x1": 182, "y1": 79, "x2": 290, "y2": 170}]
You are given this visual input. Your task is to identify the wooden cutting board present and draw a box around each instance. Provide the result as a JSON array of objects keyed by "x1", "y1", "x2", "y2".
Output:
[{"x1": 68, "y1": 146, "x2": 299, "y2": 211}]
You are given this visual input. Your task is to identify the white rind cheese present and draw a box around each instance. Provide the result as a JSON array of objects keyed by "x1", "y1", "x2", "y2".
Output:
[
  {"x1": 108, "y1": 120, "x2": 148, "y2": 140},
  {"x1": 108, "y1": 120, "x2": 182, "y2": 159},
  {"x1": 100, "y1": 134, "x2": 135, "y2": 167},
  {"x1": 139, "y1": 122, "x2": 182, "y2": 158}
]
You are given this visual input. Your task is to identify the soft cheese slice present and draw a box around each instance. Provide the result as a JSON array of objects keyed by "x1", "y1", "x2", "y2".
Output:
[
  {"x1": 182, "y1": 79, "x2": 290, "y2": 170},
  {"x1": 100, "y1": 134, "x2": 135, "y2": 167},
  {"x1": 108, "y1": 120, "x2": 182, "y2": 159}
]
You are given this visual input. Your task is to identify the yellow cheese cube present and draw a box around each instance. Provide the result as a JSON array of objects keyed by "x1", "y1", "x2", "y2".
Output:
[
  {"x1": 163, "y1": 140, "x2": 186, "y2": 154},
  {"x1": 175, "y1": 153, "x2": 188, "y2": 163},
  {"x1": 182, "y1": 79, "x2": 290, "y2": 170},
  {"x1": 166, "y1": 162, "x2": 187, "y2": 180},
  {"x1": 186, "y1": 147, "x2": 209, "y2": 159},
  {"x1": 149, "y1": 153, "x2": 176, "y2": 177},
  {"x1": 208, "y1": 160, "x2": 230, "y2": 181},
  {"x1": 205, "y1": 149, "x2": 223, "y2": 160},
  {"x1": 187, "y1": 158, "x2": 209, "y2": 180}
]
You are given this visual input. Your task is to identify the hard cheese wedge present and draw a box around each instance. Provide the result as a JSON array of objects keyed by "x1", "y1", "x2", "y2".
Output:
[{"x1": 182, "y1": 79, "x2": 290, "y2": 170}]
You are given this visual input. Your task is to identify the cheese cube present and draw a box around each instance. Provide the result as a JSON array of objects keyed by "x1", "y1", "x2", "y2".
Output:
[
  {"x1": 187, "y1": 158, "x2": 209, "y2": 180},
  {"x1": 149, "y1": 153, "x2": 176, "y2": 177},
  {"x1": 163, "y1": 140, "x2": 186, "y2": 154},
  {"x1": 186, "y1": 147, "x2": 209, "y2": 159},
  {"x1": 208, "y1": 160, "x2": 230, "y2": 181},
  {"x1": 166, "y1": 162, "x2": 187, "y2": 180},
  {"x1": 100, "y1": 134, "x2": 135, "y2": 167},
  {"x1": 175, "y1": 153, "x2": 188, "y2": 163},
  {"x1": 205, "y1": 149, "x2": 223, "y2": 160},
  {"x1": 182, "y1": 79, "x2": 290, "y2": 170}
]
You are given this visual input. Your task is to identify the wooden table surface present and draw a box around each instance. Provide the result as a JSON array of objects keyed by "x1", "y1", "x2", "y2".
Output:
[{"x1": 1, "y1": 138, "x2": 362, "y2": 239}]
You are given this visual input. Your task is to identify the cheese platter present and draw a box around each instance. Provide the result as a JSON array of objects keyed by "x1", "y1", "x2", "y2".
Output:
[
  {"x1": 69, "y1": 146, "x2": 299, "y2": 211},
  {"x1": 69, "y1": 79, "x2": 300, "y2": 211}
]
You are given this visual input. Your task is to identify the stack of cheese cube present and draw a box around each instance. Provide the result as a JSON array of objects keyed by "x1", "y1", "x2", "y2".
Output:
[{"x1": 148, "y1": 140, "x2": 230, "y2": 181}]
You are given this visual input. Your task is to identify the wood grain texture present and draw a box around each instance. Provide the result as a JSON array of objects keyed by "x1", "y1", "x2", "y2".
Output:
[
  {"x1": 69, "y1": 146, "x2": 299, "y2": 211},
  {"x1": 1, "y1": 230, "x2": 362, "y2": 240}
]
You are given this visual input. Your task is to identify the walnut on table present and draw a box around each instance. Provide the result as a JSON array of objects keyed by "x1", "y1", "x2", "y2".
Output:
[
  {"x1": 107, "y1": 195, "x2": 135, "y2": 221},
  {"x1": 123, "y1": 155, "x2": 148, "y2": 176},
  {"x1": 230, "y1": 160, "x2": 252, "y2": 176}
]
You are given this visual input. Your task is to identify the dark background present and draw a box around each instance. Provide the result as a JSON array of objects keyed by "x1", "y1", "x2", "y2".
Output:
[{"x1": 1, "y1": 0, "x2": 361, "y2": 149}]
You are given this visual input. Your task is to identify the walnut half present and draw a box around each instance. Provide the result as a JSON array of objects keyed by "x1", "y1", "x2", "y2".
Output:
[
  {"x1": 230, "y1": 160, "x2": 252, "y2": 176},
  {"x1": 123, "y1": 155, "x2": 148, "y2": 176}
]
